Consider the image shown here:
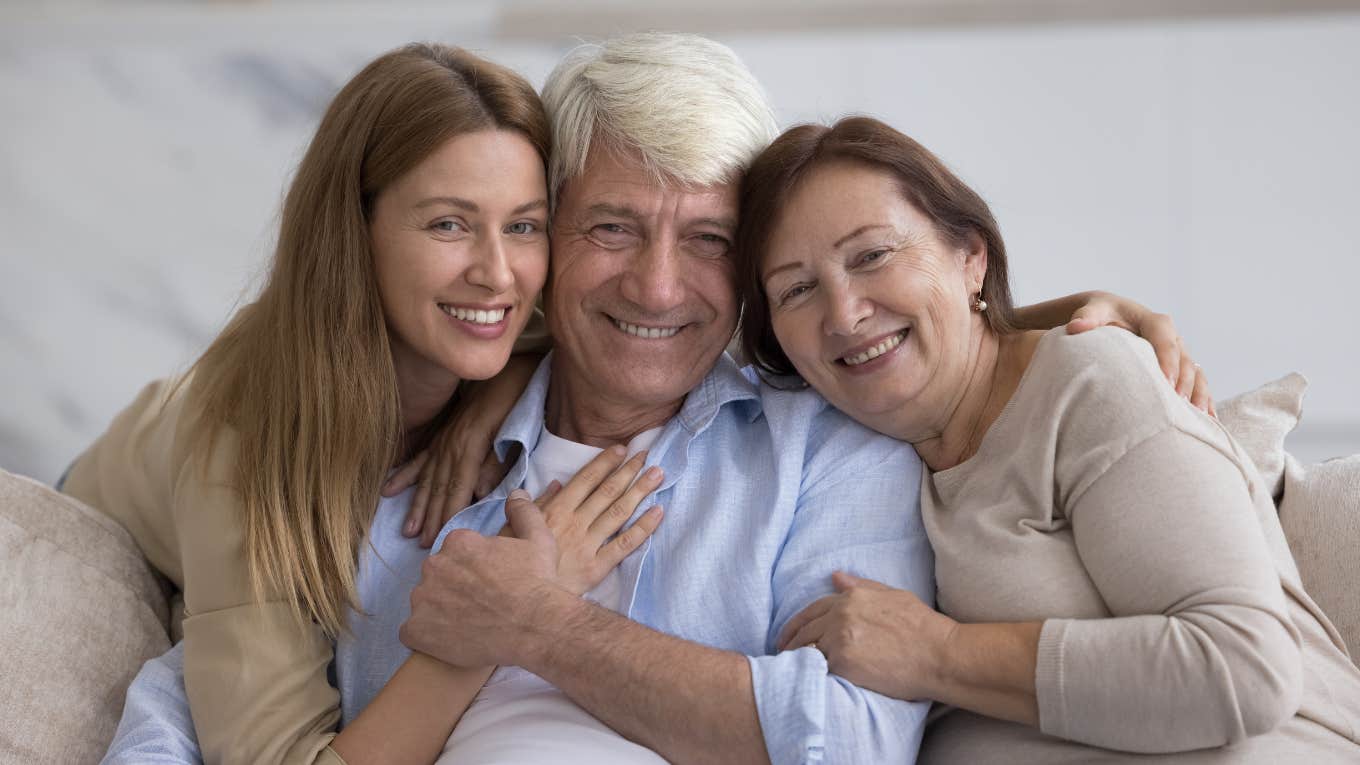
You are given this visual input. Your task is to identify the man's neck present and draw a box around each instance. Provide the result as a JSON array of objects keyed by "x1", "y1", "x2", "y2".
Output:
[{"x1": 544, "y1": 358, "x2": 684, "y2": 448}]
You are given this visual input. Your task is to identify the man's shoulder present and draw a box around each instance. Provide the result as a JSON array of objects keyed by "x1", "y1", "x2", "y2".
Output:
[{"x1": 734, "y1": 365, "x2": 921, "y2": 476}]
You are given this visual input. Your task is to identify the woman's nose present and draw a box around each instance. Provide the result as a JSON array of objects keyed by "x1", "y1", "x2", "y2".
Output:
[{"x1": 467, "y1": 236, "x2": 515, "y2": 294}]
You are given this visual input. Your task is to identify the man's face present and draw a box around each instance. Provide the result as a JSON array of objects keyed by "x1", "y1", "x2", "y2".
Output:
[{"x1": 546, "y1": 146, "x2": 740, "y2": 412}]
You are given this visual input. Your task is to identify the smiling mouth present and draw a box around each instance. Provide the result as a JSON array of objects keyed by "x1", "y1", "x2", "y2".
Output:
[
  {"x1": 839, "y1": 329, "x2": 908, "y2": 366},
  {"x1": 610, "y1": 316, "x2": 683, "y2": 339},
  {"x1": 440, "y1": 304, "x2": 508, "y2": 325}
]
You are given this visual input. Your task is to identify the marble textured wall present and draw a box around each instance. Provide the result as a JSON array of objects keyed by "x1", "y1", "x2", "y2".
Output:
[{"x1": 2, "y1": 11, "x2": 1356, "y2": 483}]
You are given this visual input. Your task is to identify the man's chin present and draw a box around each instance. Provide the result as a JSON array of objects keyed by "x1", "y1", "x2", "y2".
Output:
[{"x1": 586, "y1": 363, "x2": 707, "y2": 408}]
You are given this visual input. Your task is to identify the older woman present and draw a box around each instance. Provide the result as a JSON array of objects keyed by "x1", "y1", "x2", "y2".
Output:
[{"x1": 737, "y1": 116, "x2": 1360, "y2": 762}]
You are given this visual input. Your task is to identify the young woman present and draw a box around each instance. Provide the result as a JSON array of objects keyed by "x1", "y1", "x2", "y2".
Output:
[{"x1": 65, "y1": 44, "x2": 660, "y2": 765}]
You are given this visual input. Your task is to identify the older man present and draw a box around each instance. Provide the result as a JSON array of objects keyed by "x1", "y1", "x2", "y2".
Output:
[
  {"x1": 340, "y1": 32, "x2": 933, "y2": 764},
  {"x1": 343, "y1": 32, "x2": 1197, "y2": 765}
]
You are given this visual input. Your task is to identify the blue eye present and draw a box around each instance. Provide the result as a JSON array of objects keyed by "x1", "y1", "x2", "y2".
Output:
[
  {"x1": 432, "y1": 220, "x2": 464, "y2": 233},
  {"x1": 861, "y1": 248, "x2": 889, "y2": 264}
]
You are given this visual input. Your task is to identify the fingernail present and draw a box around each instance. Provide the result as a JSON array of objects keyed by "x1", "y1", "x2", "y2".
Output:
[
  {"x1": 509, "y1": 488, "x2": 531, "y2": 501},
  {"x1": 610, "y1": 444, "x2": 627, "y2": 457},
  {"x1": 645, "y1": 466, "x2": 663, "y2": 481},
  {"x1": 403, "y1": 519, "x2": 417, "y2": 536}
]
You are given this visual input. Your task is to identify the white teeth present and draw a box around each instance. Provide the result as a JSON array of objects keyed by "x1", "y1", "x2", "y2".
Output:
[
  {"x1": 842, "y1": 330, "x2": 907, "y2": 366},
  {"x1": 441, "y1": 305, "x2": 506, "y2": 324},
  {"x1": 611, "y1": 317, "x2": 681, "y2": 339}
]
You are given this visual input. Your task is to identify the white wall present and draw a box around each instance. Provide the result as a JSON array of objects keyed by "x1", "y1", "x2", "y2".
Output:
[{"x1": 2, "y1": 9, "x2": 1356, "y2": 483}]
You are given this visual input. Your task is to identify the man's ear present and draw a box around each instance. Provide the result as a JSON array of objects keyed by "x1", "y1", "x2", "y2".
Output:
[{"x1": 962, "y1": 229, "x2": 988, "y2": 294}]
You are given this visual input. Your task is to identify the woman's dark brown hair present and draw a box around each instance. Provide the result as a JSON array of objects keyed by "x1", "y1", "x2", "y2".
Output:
[{"x1": 736, "y1": 115, "x2": 1016, "y2": 379}]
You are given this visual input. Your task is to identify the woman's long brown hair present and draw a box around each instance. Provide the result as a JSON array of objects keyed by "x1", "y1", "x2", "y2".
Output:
[{"x1": 180, "y1": 43, "x2": 549, "y2": 637}]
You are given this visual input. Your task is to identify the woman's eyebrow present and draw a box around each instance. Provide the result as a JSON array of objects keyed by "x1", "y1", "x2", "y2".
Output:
[
  {"x1": 512, "y1": 199, "x2": 549, "y2": 215},
  {"x1": 763, "y1": 260, "x2": 804, "y2": 282},
  {"x1": 833, "y1": 223, "x2": 893, "y2": 249},
  {"x1": 414, "y1": 196, "x2": 479, "y2": 212}
]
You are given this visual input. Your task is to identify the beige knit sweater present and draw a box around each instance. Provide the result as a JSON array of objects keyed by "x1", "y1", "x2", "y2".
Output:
[{"x1": 918, "y1": 328, "x2": 1360, "y2": 763}]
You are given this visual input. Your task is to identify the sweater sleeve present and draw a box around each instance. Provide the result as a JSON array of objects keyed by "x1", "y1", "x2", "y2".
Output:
[{"x1": 1036, "y1": 427, "x2": 1303, "y2": 753}]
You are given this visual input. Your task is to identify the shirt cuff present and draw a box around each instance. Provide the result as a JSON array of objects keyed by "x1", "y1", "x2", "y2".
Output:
[{"x1": 747, "y1": 646, "x2": 829, "y2": 764}]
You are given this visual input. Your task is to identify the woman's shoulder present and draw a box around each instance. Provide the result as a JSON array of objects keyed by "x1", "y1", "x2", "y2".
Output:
[
  {"x1": 63, "y1": 376, "x2": 196, "y2": 497},
  {"x1": 1024, "y1": 326, "x2": 1194, "y2": 440},
  {"x1": 1031, "y1": 325, "x2": 1167, "y2": 383}
]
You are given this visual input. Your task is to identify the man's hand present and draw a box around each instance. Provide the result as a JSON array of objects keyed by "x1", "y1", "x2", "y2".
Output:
[{"x1": 400, "y1": 490, "x2": 575, "y2": 669}]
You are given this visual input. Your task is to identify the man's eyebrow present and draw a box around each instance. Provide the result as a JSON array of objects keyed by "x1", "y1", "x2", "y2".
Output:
[
  {"x1": 586, "y1": 202, "x2": 644, "y2": 221},
  {"x1": 693, "y1": 216, "x2": 738, "y2": 232},
  {"x1": 833, "y1": 224, "x2": 893, "y2": 249}
]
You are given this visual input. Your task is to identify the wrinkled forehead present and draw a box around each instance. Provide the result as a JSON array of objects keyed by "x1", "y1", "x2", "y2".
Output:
[{"x1": 553, "y1": 142, "x2": 742, "y2": 223}]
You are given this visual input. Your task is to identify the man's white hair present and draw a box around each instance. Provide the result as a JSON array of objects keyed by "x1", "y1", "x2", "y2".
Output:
[{"x1": 541, "y1": 31, "x2": 781, "y2": 202}]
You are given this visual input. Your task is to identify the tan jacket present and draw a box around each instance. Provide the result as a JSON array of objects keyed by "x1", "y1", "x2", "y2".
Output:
[{"x1": 64, "y1": 379, "x2": 348, "y2": 765}]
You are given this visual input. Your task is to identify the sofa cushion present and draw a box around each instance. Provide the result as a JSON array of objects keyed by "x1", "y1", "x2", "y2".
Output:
[
  {"x1": 1217, "y1": 374, "x2": 1359, "y2": 664},
  {"x1": 0, "y1": 469, "x2": 170, "y2": 764},
  {"x1": 1215, "y1": 372, "x2": 1307, "y2": 501},
  {"x1": 1279, "y1": 453, "x2": 1360, "y2": 657}
]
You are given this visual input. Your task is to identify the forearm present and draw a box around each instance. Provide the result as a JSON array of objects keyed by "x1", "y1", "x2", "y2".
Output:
[
  {"x1": 933, "y1": 621, "x2": 1042, "y2": 727},
  {"x1": 524, "y1": 594, "x2": 769, "y2": 765},
  {"x1": 1011, "y1": 291, "x2": 1101, "y2": 330},
  {"x1": 331, "y1": 654, "x2": 493, "y2": 765}
]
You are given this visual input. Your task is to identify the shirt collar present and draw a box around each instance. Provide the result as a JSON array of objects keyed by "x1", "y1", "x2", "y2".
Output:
[{"x1": 493, "y1": 350, "x2": 763, "y2": 463}]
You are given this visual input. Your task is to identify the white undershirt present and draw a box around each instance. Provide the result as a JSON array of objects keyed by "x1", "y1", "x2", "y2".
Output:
[{"x1": 435, "y1": 426, "x2": 667, "y2": 765}]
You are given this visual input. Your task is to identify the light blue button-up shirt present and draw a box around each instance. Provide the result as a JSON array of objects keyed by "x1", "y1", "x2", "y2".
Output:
[{"x1": 337, "y1": 353, "x2": 934, "y2": 764}]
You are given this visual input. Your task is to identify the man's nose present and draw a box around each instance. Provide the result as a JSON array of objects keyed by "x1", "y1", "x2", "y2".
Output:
[
  {"x1": 619, "y1": 239, "x2": 685, "y2": 313},
  {"x1": 466, "y1": 234, "x2": 515, "y2": 294}
]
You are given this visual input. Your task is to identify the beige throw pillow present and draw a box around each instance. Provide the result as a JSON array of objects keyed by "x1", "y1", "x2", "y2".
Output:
[
  {"x1": 1217, "y1": 374, "x2": 1359, "y2": 662},
  {"x1": 1279, "y1": 453, "x2": 1360, "y2": 657},
  {"x1": 0, "y1": 470, "x2": 171, "y2": 764},
  {"x1": 1215, "y1": 372, "x2": 1307, "y2": 501}
]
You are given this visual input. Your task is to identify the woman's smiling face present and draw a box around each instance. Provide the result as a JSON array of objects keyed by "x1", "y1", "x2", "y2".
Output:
[
  {"x1": 761, "y1": 160, "x2": 987, "y2": 434},
  {"x1": 369, "y1": 129, "x2": 549, "y2": 390}
]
